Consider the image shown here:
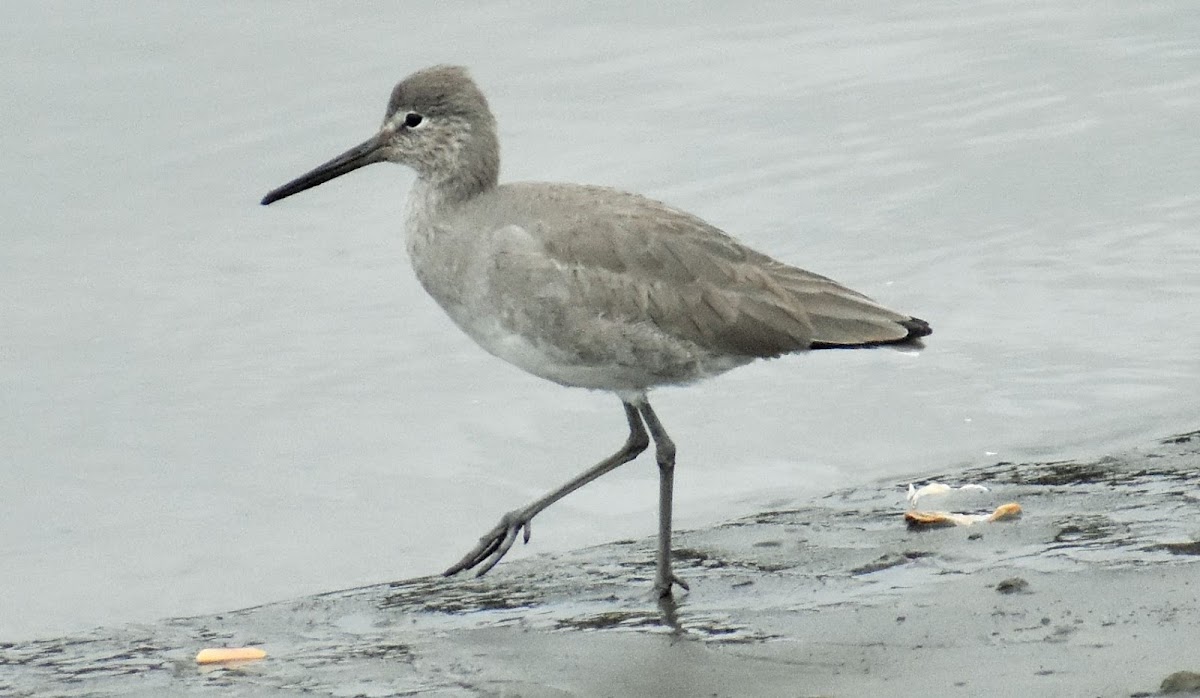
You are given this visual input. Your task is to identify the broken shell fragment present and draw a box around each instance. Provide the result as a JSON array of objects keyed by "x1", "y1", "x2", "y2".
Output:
[{"x1": 195, "y1": 647, "x2": 267, "y2": 664}]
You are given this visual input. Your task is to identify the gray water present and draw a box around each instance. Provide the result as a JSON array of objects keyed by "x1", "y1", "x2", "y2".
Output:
[{"x1": 2, "y1": 2, "x2": 1197, "y2": 641}]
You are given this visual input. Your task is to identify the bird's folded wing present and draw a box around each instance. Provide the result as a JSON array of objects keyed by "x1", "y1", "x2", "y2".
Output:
[{"x1": 482, "y1": 183, "x2": 918, "y2": 355}]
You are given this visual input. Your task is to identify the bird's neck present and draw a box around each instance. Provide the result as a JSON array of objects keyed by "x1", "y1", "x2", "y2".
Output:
[
  {"x1": 406, "y1": 169, "x2": 490, "y2": 223},
  {"x1": 402, "y1": 175, "x2": 478, "y2": 310},
  {"x1": 405, "y1": 177, "x2": 444, "y2": 237},
  {"x1": 428, "y1": 169, "x2": 496, "y2": 206},
  {"x1": 404, "y1": 173, "x2": 486, "y2": 248},
  {"x1": 424, "y1": 122, "x2": 500, "y2": 207}
]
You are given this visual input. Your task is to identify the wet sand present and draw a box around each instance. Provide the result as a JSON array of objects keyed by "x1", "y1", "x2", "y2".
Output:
[{"x1": 5, "y1": 429, "x2": 1199, "y2": 697}]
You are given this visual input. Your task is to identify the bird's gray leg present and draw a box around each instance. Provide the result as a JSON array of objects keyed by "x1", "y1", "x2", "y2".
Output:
[
  {"x1": 444, "y1": 400, "x2": 649, "y2": 578},
  {"x1": 635, "y1": 400, "x2": 689, "y2": 598}
]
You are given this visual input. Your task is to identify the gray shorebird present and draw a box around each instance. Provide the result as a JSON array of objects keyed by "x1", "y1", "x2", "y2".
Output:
[{"x1": 261, "y1": 65, "x2": 930, "y2": 599}]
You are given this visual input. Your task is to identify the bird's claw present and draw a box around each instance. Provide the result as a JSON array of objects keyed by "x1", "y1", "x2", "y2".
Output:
[
  {"x1": 443, "y1": 510, "x2": 533, "y2": 578},
  {"x1": 655, "y1": 572, "x2": 690, "y2": 598}
]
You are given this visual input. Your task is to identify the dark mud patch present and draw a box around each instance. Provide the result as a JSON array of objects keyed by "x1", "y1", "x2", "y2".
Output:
[
  {"x1": 850, "y1": 550, "x2": 932, "y2": 575},
  {"x1": 1145, "y1": 541, "x2": 1200, "y2": 556},
  {"x1": 1160, "y1": 430, "x2": 1200, "y2": 445},
  {"x1": 995, "y1": 577, "x2": 1031, "y2": 594},
  {"x1": 381, "y1": 575, "x2": 543, "y2": 614},
  {"x1": 1051, "y1": 515, "x2": 1129, "y2": 545}
]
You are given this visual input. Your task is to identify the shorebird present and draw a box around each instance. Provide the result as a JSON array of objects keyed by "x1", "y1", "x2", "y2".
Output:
[{"x1": 261, "y1": 65, "x2": 930, "y2": 599}]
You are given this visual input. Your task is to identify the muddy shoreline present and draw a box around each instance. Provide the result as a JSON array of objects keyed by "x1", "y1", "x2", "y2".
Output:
[{"x1": 4, "y1": 430, "x2": 1199, "y2": 697}]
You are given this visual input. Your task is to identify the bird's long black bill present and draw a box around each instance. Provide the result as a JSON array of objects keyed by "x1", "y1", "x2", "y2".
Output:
[{"x1": 260, "y1": 132, "x2": 388, "y2": 205}]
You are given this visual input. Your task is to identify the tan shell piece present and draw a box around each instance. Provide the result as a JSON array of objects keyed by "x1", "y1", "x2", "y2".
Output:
[
  {"x1": 195, "y1": 647, "x2": 267, "y2": 664},
  {"x1": 905, "y1": 502, "x2": 1022, "y2": 528}
]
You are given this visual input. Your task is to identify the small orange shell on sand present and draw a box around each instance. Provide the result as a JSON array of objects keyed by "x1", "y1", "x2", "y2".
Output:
[
  {"x1": 987, "y1": 502, "x2": 1022, "y2": 521},
  {"x1": 195, "y1": 647, "x2": 267, "y2": 664}
]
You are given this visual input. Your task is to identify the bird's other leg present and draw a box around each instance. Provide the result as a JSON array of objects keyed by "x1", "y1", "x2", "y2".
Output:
[
  {"x1": 635, "y1": 399, "x2": 689, "y2": 598},
  {"x1": 444, "y1": 400, "x2": 649, "y2": 578}
]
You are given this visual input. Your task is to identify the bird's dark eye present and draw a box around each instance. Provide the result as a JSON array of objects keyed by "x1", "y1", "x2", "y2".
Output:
[{"x1": 404, "y1": 112, "x2": 423, "y2": 128}]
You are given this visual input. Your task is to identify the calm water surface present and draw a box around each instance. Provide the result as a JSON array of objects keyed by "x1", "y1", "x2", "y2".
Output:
[{"x1": 2, "y1": 2, "x2": 1197, "y2": 639}]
